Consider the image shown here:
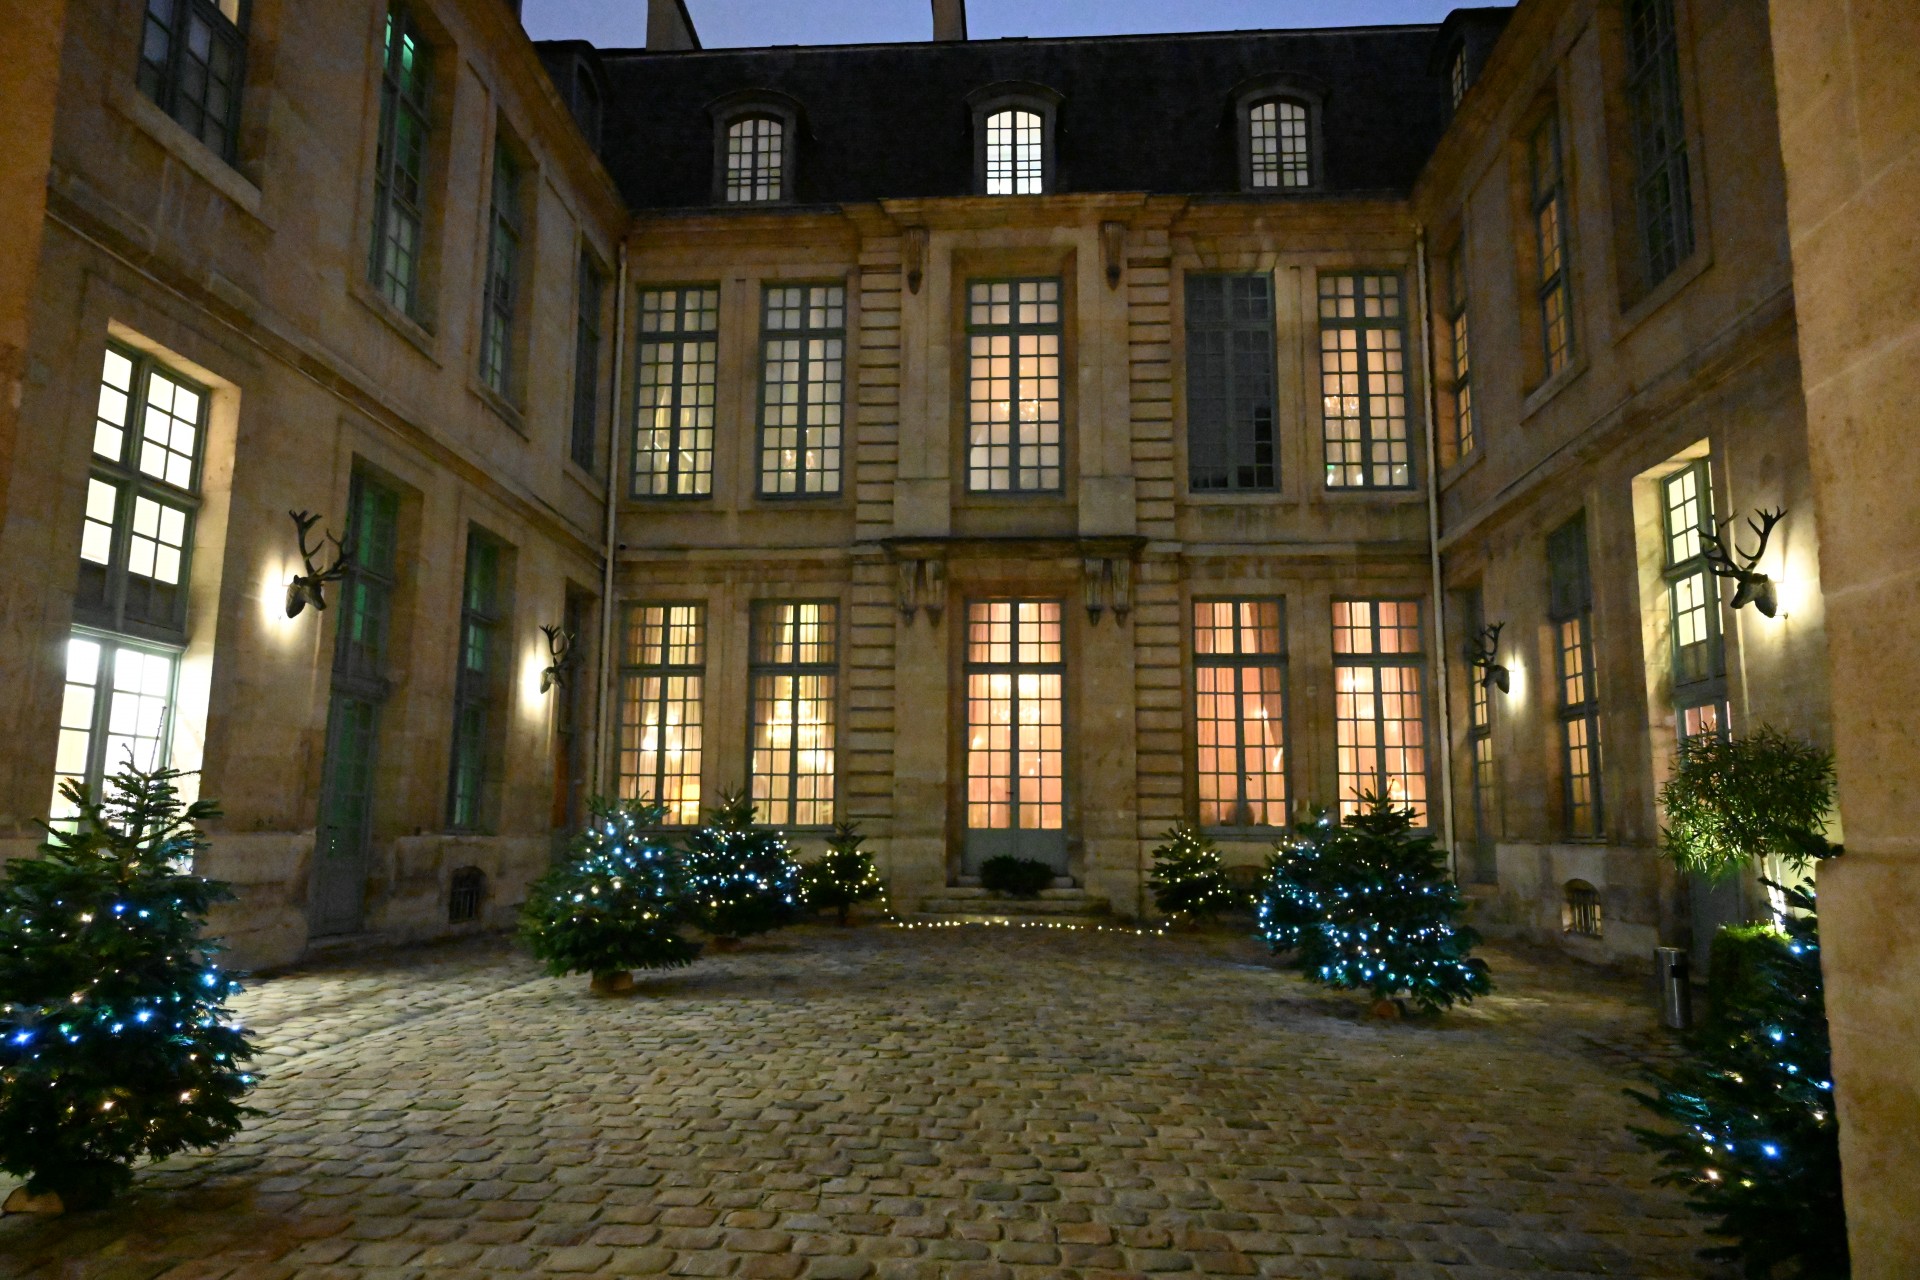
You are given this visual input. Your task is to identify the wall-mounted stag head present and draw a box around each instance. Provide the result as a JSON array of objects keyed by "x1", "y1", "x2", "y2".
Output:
[
  {"x1": 1701, "y1": 507, "x2": 1785, "y2": 617},
  {"x1": 285, "y1": 510, "x2": 354, "y2": 618},
  {"x1": 539, "y1": 625, "x2": 575, "y2": 693},
  {"x1": 1469, "y1": 622, "x2": 1510, "y2": 694}
]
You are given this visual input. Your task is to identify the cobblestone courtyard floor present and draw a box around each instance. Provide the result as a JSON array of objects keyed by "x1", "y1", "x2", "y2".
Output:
[{"x1": 0, "y1": 924, "x2": 1728, "y2": 1279}]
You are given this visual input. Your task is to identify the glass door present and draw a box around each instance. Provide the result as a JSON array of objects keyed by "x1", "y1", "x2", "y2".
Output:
[{"x1": 963, "y1": 599, "x2": 1067, "y2": 877}]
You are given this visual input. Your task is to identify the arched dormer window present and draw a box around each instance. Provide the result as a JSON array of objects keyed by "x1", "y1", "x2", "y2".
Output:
[
  {"x1": 1232, "y1": 76, "x2": 1326, "y2": 193},
  {"x1": 968, "y1": 83, "x2": 1062, "y2": 196},
  {"x1": 708, "y1": 92, "x2": 802, "y2": 205}
]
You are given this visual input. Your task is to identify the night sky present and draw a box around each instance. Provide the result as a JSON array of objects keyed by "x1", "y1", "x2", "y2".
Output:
[{"x1": 521, "y1": 0, "x2": 1465, "y2": 50}]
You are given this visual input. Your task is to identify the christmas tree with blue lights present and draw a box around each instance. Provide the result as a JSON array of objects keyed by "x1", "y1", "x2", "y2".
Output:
[
  {"x1": 1257, "y1": 795, "x2": 1490, "y2": 1013},
  {"x1": 519, "y1": 800, "x2": 701, "y2": 988},
  {"x1": 0, "y1": 767, "x2": 257, "y2": 1210},
  {"x1": 683, "y1": 789, "x2": 804, "y2": 942}
]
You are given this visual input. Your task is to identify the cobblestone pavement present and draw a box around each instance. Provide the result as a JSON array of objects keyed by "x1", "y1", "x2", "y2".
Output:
[{"x1": 1, "y1": 924, "x2": 1729, "y2": 1279}]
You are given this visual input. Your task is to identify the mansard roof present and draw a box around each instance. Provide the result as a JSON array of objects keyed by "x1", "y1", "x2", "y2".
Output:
[{"x1": 576, "y1": 26, "x2": 1456, "y2": 210}]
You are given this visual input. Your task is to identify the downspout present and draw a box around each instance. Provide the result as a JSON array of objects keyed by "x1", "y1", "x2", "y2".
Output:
[
  {"x1": 594, "y1": 240, "x2": 628, "y2": 797},
  {"x1": 1414, "y1": 225, "x2": 1460, "y2": 881}
]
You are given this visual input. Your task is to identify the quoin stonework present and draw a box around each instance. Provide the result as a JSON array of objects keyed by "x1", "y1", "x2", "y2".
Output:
[{"x1": 0, "y1": 0, "x2": 1914, "y2": 1269}]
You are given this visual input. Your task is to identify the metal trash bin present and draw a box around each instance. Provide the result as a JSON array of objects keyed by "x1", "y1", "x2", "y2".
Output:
[{"x1": 1656, "y1": 945, "x2": 1692, "y2": 1030}]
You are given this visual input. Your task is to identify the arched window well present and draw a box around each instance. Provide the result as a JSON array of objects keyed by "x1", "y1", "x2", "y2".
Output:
[
  {"x1": 969, "y1": 83, "x2": 1061, "y2": 196},
  {"x1": 1233, "y1": 77, "x2": 1325, "y2": 194},
  {"x1": 708, "y1": 92, "x2": 802, "y2": 205}
]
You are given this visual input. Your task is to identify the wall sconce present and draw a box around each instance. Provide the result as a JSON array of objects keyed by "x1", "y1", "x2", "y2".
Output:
[
  {"x1": 539, "y1": 625, "x2": 575, "y2": 693},
  {"x1": 1702, "y1": 507, "x2": 1785, "y2": 617},
  {"x1": 1469, "y1": 622, "x2": 1511, "y2": 693},
  {"x1": 284, "y1": 509, "x2": 353, "y2": 617}
]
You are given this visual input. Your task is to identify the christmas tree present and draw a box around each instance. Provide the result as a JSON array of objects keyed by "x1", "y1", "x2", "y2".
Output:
[
  {"x1": 1257, "y1": 797, "x2": 1490, "y2": 1013},
  {"x1": 519, "y1": 800, "x2": 701, "y2": 989},
  {"x1": 0, "y1": 768, "x2": 258, "y2": 1210},
  {"x1": 1149, "y1": 821, "x2": 1242, "y2": 921},
  {"x1": 683, "y1": 789, "x2": 804, "y2": 941},
  {"x1": 799, "y1": 821, "x2": 884, "y2": 925},
  {"x1": 1629, "y1": 883, "x2": 1846, "y2": 1278}
]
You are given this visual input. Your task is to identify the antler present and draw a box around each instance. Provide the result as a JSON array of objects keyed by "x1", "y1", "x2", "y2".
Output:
[
  {"x1": 1468, "y1": 622, "x2": 1510, "y2": 693},
  {"x1": 540, "y1": 625, "x2": 576, "y2": 693},
  {"x1": 1700, "y1": 507, "x2": 1785, "y2": 616},
  {"x1": 284, "y1": 509, "x2": 355, "y2": 618}
]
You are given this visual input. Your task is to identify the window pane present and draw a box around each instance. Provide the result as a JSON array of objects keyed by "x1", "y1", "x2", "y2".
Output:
[
  {"x1": 1248, "y1": 98, "x2": 1310, "y2": 189},
  {"x1": 966, "y1": 600, "x2": 1063, "y2": 831},
  {"x1": 619, "y1": 604, "x2": 705, "y2": 824},
  {"x1": 633, "y1": 288, "x2": 721, "y2": 498},
  {"x1": 985, "y1": 108, "x2": 1044, "y2": 195},
  {"x1": 967, "y1": 279, "x2": 1062, "y2": 492},
  {"x1": 726, "y1": 115, "x2": 784, "y2": 202},
  {"x1": 759, "y1": 284, "x2": 846, "y2": 496},
  {"x1": 1318, "y1": 274, "x2": 1409, "y2": 489},
  {"x1": 1331, "y1": 599, "x2": 1426, "y2": 824},
  {"x1": 750, "y1": 602, "x2": 838, "y2": 826}
]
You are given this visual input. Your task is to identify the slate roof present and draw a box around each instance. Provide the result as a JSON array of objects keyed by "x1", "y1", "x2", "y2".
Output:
[{"x1": 569, "y1": 26, "x2": 1464, "y2": 211}]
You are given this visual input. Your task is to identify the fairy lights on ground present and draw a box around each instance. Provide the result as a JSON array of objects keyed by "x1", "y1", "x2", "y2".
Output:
[{"x1": 882, "y1": 917, "x2": 1169, "y2": 938}]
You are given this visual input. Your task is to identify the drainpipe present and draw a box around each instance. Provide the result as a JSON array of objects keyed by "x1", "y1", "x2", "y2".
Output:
[
  {"x1": 1414, "y1": 226, "x2": 1460, "y2": 881},
  {"x1": 594, "y1": 240, "x2": 628, "y2": 797}
]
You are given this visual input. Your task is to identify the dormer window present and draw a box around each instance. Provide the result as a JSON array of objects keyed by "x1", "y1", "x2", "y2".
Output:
[
  {"x1": 709, "y1": 92, "x2": 802, "y2": 205},
  {"x1": 1233, "y1": 77, "x2": 1324, "y2": 194},
  {"x1": 969, "y1": 84, "x2": 1061, "y2": 196}
]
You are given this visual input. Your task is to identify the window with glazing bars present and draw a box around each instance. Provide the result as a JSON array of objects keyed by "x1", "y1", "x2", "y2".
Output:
[
  {"x1": 965, "y1": 600, "x2": 1065, "y2": 832},
  {"x1": 369, "y1": 2, "x2": 430, "y2": 316},
  {"x1": 750, "y1": 602, "x2": 838, "y2": 827},
  {"x1": 1548, "y1": 515, "x2": 1602, "y2": 837},
  {"x1": 479, "y1": 136, "x2": 523, "y2": 398},
  {"x1": 1185, "y1": 275, "x2": 1277, "y2": 491},
  {"x1": 984, "y1": 109, "x2": 1044, "y2": 194},
  {"x1": 553, "y1": 589, "x2": 591, "y2": 832},
  {"x1": 632, "y1": 287, "x2": 719, "y2": 497},
  {"x1": 570, "y1": 253, "x2": 605, "y2": 471},
  {"x1": 1625, "y1": 0, "x2": 1694, "y2": 286},
  {"x1": 1248, "y1": 99, "x2": 1310, "y2": 189},
  {"x1": 448, "y1": 531, "x2": 504, "y2": 831},
  {"x1": 51, "y1": 634, "x2": 180, "y2": 821},
  {"x1": 967, "y1": 279, "x2": 1062, "y2": 492},
  {"x1": 76, "y1": 345, "x2": 206, "y2": 643},
  {"x1": 1662, "y1": 460, "x2": 1728, "y2": 739},
  {"x1": 725, "y1": 116, "x2": 784, "y2": 202},
  {"x1": 619, "y1": 604, "x2": 704, "y2": 825},
  {"x1": 1332, "y1": 600, "x2": 1428, "y2": 823},
  {"x1": 1449, "y1": 47, "x2": 1468, "y2": 108},
  {"x1": 1319, "y1": 273, "x2": 1411, "y2": 489},
  {"x1": 138, "y1": 0, "x2": 248, "y2": 161},
  {"x1": 1530, "y1": 110, "x2": 1574, "y2": 377},
  {"x1": 759, "y1": 284, "x2": 845, "y2": 496},
  {"x1": 1445, "y1": 245, "x2": 1475, "y2": 461},
  {"x1": 331, "y1": 474, "x2": 400, "y2": 697},
  {"x1": 1193, "y1": 600, "x2": 1288, "y2": 828},
  {"x1": 1463, "y1": 587, "x2": 1498, "y2": 880}
]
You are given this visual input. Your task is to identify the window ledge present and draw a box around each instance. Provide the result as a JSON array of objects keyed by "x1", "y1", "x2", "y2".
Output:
[
  {"x1": 1439, "y1": 443, "x2": 1486, "y2": 490},
  {"x1": 349, "y1": 280, "x2": 441, "y2": 365},
  {"x1": 472, "y1": 379, "x2": 528, "y2": 437},
  {"x1": 1521, "y1": 352, "x2": 1589, "y2": 421},
  {"x1": 564, "y1": 457, "x2": 603, "y2": 494},
  {"x1": 1613, "y1": 248, "x2": 1714, "y2": 344},
  {"x1": 1184, "y1": 488, "x2": 1289, "y2": 504},
  {"x1": 108, "y1": 80, "x2": 267, "y2": 226},
  {"x1": 1316, "y1": 484, "x2": 1425, "y2": 502},
  {"x1": 753, "y1": 491, "x2": 850, "y2": 506}
]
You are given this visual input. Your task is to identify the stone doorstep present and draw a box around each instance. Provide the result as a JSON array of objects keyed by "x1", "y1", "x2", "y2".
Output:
[{"x1": 911, "y1": 887, "x2": 1113, "y2": 920}]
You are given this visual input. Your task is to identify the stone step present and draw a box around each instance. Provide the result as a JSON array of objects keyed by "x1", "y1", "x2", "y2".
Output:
[{"x1": 913, "y1": 887, "x2": 1112, "y2": 920}]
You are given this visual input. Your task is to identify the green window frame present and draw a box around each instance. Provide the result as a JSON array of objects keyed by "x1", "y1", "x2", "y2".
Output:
[
  {"x1": 1548, "y1": 514, "x2": 1603, "y2": 838},
  {"x1": 570, "y1": 252, "x2": 606, "y2": 472},
  {"x1": 1445, "y1": 244, "x2": 1475, "y2": 462},
  {"x1": 725, "y1": 115, "x2": 785, "y2": 203},
  {"x1": 369, "y1": 1, "x2": 431, "y2": 316},
  {"x1": 1192, "y1": 598, "x2": 1288, "y2": 829},
  {"x1": 1331, "y1": 599, "x2": 1429, "y2": 824},
  {"x1": 1530, "y1": 109, "x2": 1575, "y2": 377},
  {"x1": 757, "y1": 283, "x2": 846, "y2": 497},
  {"x1": 618, "y1": 603, "x2": 706, "y2": 825},
  {"x1": 1462, "y1": 587, "x2": 1498, "y2": 882},
  {"x1": 1662, "y1": 459, "x2": 1729, "y2": 739},
  {"x1": 748, "y1": 601, "x2": 839, "y2": 828},
  {"x1": 137, "y1": 0, "x2": 248, "y2": 162},
  {"x1": 1318, "y1": 273, "x2": 1411, "y2": 490},
  {"x1": 966, "y1": 278, "x2": 1063, "y2": 493},
  {"x1": 632, "y1": 287, "x2": 720, "y2": 498},
  {"x1": 479, "y1": 134, "x2": 524, "y2": 398},
  {"x1": 1185, "y1": 274, "x2": 1278, "y2": 492},
  {"x1": 1625, "y1": 0, "x2": 1695, "y2": 286},
  {"x1": 447, "y1": 530, "x2": 505, "y2": 831}
]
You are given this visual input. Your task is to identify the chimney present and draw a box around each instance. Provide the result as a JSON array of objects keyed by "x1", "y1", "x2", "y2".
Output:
[
  {"x1": 647, "y1": 0, "x2": 701, "y2": 51},
  {"x1": 932, "y1": 0, "x2": 968, "y2": 42}
]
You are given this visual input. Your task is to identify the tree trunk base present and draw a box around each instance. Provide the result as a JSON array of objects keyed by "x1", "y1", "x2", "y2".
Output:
[
  {"x1": 3, "y1": 1186, "x2": 64, "y2": 1216},
  {"x1": 711, "y1": 936, "x2": 742, "y2": 952},
  {"x1": 589, "y1": 970, "x2": 634, "y2": 995},
  {"x1": 1369, "y1": 998, "x2": 1403, "y2": 1020}
]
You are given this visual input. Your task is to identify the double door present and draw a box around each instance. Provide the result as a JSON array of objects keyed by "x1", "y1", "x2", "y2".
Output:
[{"x1": 962, "y1": 598, "x2": 1067, "y2": 877}]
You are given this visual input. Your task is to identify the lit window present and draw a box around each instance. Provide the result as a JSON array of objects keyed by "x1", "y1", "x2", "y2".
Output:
[
  {"x1": 1463, "y1": 588, "x2": 1498, "y2": 879},
  {"x1": 1248, "y1": 99, "x2": 1310, "y2": 189},
  {"x1": 1625, "y1": 0, "x2": 1694, "y2": 285},
  {"x1": 137, "y1": 0, "x2": 248, "y2": 161},
  {"x1": 1445, "y1": 244, "x2": 1474, "y2": 462},
  {"x1": 479, "y1": 135, "x2": 524, "y2": 398},
  {"x1": 750, "y1": 602, "x2": 838, "y2": 827},
  {"x1": 965, "y1": 600, "x2": 1064, "y2": 832},
  {"x1": 759, "y1": 283, "x2": 845, "y2": 496},
  {"x1": 966, "y1": 279, "x2": 1062, "y2": 493},
  {"x1": 632, "y1": 287, "x2": 720, "y2": 498},
  {"x1": 1450, "y1": 47, "x2": 1468, "y2": 109},
  {"x1": 1530, "y1": 110, "x2": 1574, "y2": 377},
  {"x1": 985, "y1": 108, "x2": 1045, "y2": 195},
  {"x1": 1193, "y1": 600, "x2": 1287, "y2": 828},
  {"x1": 1548, "y1": 515, "x2": 1602, "y2": 837},
  {"x1": 725, "y1": 115, "x2": 784, "y2": 203},
  {"x1": 1332, "y1": 600, "x2": 1428, "y2": 824},
  {"x1": 448, "y1": 531, "x2": 506, "y2": 831},
  {"x1": 51, "y1": 635, "x2": 179, "y2": 821},
  {"x1": 1185, "y1": 274, "x2": 1277, "y2": 491},
  {"x1": 1662, "y1": 460, "x2": 1729, "y2": 737},
  {"x1": 619, "y1": 604, "x2": 705, "y2": 825},
  {"x1": 1318, "y1": 273, "x2": 1410, "y2": 489},
  {"x1": 369, "y1": 2, "x2": 431, "y2": 316}
]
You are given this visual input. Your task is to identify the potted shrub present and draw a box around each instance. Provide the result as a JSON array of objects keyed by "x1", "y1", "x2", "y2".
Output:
[{"x1": 979, "y1": 854, "x2": 1054, "y2": 898}]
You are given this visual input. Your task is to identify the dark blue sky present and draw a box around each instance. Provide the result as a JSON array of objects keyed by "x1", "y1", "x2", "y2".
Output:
[{"x1": 522, "y1": 0, "x2": 1464, "y2": 49}]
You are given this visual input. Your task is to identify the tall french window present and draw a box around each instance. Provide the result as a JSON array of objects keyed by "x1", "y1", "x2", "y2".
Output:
[
  {"x1": 447, "y1": 531, "x2": 505, "y2": 831},
  {"x1": 725, "y1": 116, "x2": 784, "y2": 202},
  {"x1": 967, "y1": 279, "x2": 1062, "y2": 493},
  {"x1": 570, "y1": 253, "x2": 605, "y2": 471},
  {"x1": 965, "y1": 601, "x2": 1066, "y2": 872},
  {"x1": 1530, "y1": 109, "x2": 1574, "y2": 377},
  {"x1": 633, "y1": 287, "x2": 720, "y2": 498},
  {"x1": 369, "y1": 2, "x2": 430, "y2": 316},
  {"x1": 1445, "y1": 244, "x2": 1475, "y2": 461},
  {"x1": 759, "y1": 284, "x2": 845, "y2": 496},
  {"x1": 1463, "y1": 587, "x2": 1498, "y2": 882},
  {"x1": 1662, "y1": 460, "x2": 1728, "y2": 738},
  {"x1": 1247, "y1": 99, "x2": 1311, "y2": 188},
  {"x1": 749, "y1": 602, "x2": 838, "y2": 827},
  {"x1": 137, "y1": 0, "x2": 248, "y2": 160},
  {"x1": 1332, "y1": 599, "x2": 1428, "y2": 823},
  {"x1": 618, "y1": 604, "x2": 705, "y2": 825},
  {"x1": 1185, "y1": 274, "x2": 1277, "y2": 491},
  {"x1": 1625, "y1": 0, "x2": 1695, "y2": 285},
  {"x1": 1318, "y1": 273, "x2": 1411, "y2": 489},
  {"x1": 479, "y1": 136, "x2": 523, "y2": 398},
  {"x1": 1193, "y1": 600, "x2": 1288, "y2": 828},
  {"x1": 1548, "y1": 514, "x2": 1603, "y2": 837}
]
